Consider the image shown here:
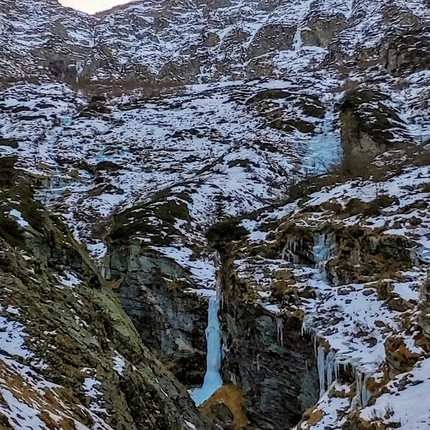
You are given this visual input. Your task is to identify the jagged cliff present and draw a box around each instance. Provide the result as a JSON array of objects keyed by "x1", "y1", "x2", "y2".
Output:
[
  {"x1": 228, "y1": 146, "x2": 430, "y2": 429},
  {"x1": 1, "y1": 0, "x2": 430, "y2": 429},
  {"x1": 0, "y1": 157, "x2": 215, "y2": 429}
]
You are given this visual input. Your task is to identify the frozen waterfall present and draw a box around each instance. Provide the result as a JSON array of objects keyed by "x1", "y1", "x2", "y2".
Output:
[
  {"x1": 189, "y1": 290, "x2": 223, "y2": 406},
  {"x1": 312, "y1": 233, "x2": 335, "y2": 275},
  {"x1": 293, "y1": 26, "x2": 303, "y2": 51},
  {"x1": 302, "y1": 103, "x2": 342, "y2": 175}
]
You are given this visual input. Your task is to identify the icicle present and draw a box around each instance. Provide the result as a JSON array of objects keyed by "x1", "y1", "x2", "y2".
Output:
[
  {"x1": 281, "y1": 238, "x2": 299, "y2": 263},
  {"x1": 317, "y1": 346, "x2": 326, "y2": 397},
  {"x1": 356, "y1": 371, "x2": 363, "y2": 406},
  {"x1": 361, "y1": 377, "x2": 370, "y2": 407},
  {"x1": 312, "y1": 233, "x2": 335, "y2": 276},
  {"x1": 276, "y1": 317, "x2": 284, "y2": 347},
  {"x1": 281, "y1": 243, "x2": 288, "y2": 261},
  {"x1": 293, "y1": 26, "x2": 303, "y2": 51},
  {"x1": 301, "y1": 319, "x2": 306, "y2": 336},
  {"x1": 326, "y1": 350, "x2": 336, "y2": 389},
  {"x1": 355, "y1": 371, "x2": 370, "y2": 407},
  {"x1": 334, "y1": 358, "x2": 339, "y2": 381},
  {"x1": 316, "y1": 347, "x2": 341, "y2": 398}
]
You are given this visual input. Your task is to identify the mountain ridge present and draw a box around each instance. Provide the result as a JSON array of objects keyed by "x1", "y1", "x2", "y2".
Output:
[{"x1": 2, "y1": 0, "x2": 429, "y2": 85}]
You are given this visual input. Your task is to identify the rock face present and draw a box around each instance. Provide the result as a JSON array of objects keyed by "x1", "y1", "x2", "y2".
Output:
[
  {"x1": 325, "y1": 227, "x2": 412, "y2": 286},
  {"x1": 339, "y1": 89, "x2": 410, "y2": 169},
  {"x1": 109, "y1": 243, "x2": 209, "y2": 387},
  {"x1": 267, "y1": 222, "x2": 413, "y2": 287},
  {"x1": 216, "y1": 251, "x2": 319, "y2": 430},
  {"x1": 0, "y1": 0, "x2": 428, "y2": 86},
  {"x1": 221, "y1": 302, "x2": 319, "y2": 429},
  {"x1": 385, "y1": 26, "x2": 430, "y2": 76},
  {"x1": 248, "y1": 24, "x2": 297, "y2": 57},
  {"x1": 245, "y1": 89, "x2": 325, "y2": 133},
  {"x1": 302, "y1": 14, "x2": 348, "y2": 48},
  {"x1": 384, "y1": 337, "x2": 420, "y2": 377},
  {"x1": 0, "y1": 158, "x2": 215, "y2": 430}
]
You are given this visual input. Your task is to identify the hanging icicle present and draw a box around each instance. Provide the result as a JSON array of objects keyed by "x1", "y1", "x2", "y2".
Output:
[
  {"x1": 325, "y1": 350, "x2": 336, "y2": 389},
  {"x1": 312, "y1": 233, "x2": 336, "y2": 276},
  {"x1": 316, "y1": 346, "x2": 341, "y2": 398},
  {"x1": 281, "y1": 238, "x2": 299, "y2": 263},
  {"x1": 317, "y1": 346, "x2": 326, "y2": 397},
  {"x1": 355, "y1": 370, "x2": 370, "y2": 407},
  {"x1": 276, "y1": 316, "x2": 284, "y2": 347}
]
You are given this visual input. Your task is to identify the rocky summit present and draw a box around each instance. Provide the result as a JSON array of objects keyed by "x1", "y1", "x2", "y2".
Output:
[{"x1": 0, "y1": 0, "x2": 430, "y2": 429}]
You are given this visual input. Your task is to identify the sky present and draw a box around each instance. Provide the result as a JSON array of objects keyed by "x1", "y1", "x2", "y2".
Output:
[{"x1": 60, "y1": 0, "x2": 134, "y2": 14}]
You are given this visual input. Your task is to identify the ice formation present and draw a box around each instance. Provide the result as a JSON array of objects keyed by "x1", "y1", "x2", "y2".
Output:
[
  {"x1": 189, "y1": 290, "x2": 223, "y2": 406},
  {"x1": 312, "y1": 233, "x2": 335, "y2": 275},
  {"x1": 276, "y1": 317, "x2": 284, "y2": 347},
  {"x1": 302, "y1": 105, "x2": 342, "y2": 175}
]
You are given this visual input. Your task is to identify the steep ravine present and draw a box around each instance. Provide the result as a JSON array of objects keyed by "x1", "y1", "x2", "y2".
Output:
[
  {"x1": 217, "y1": 247, "x2": 320, "y2": 429},
  {"x1": 0, "y1": 158, "x2": 217, "y2": 430},
  {"x1": 100, "y1": 94, "x2": 345, "y2": 429},
  {"x1": 105, "y1": 230, "x2": 322, "y2": 429}
]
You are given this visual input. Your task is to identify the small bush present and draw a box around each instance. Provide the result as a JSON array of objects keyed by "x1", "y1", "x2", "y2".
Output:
[{"x1": 206, "y1": 218, "x2": 248, "y2": 248}]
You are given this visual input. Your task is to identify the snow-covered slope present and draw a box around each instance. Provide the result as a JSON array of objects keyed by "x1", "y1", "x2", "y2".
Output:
[
  {"x1": 1, "y1": 0, "x2": 430, "y2": 429},
  {"x1": 235, "y1": 147, "x2": 430, "y2": 429},
  {"x1": 0, "y1": 78, "x2": 342, "y2": 259}
]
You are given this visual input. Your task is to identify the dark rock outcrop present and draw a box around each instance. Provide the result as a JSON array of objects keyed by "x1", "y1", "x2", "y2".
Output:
[
  {"x1": 339, "y1": 89, "x2": 410, "y2": 169},
  {"x1": 108, "y1": 244, "x2": 208, "y2": 387},
  {"x1": 248, "y1": 24, "x2": 297, "y2": 58},
  {"x1": 218, "y1": 252, "x2": 319, "y2": 430},
  {"x1": 384, "y1": 27, "x2": 430, "y2": 77},
  {"x1": 302, "y1": 14, "x2": 348, "y2": 48}
]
